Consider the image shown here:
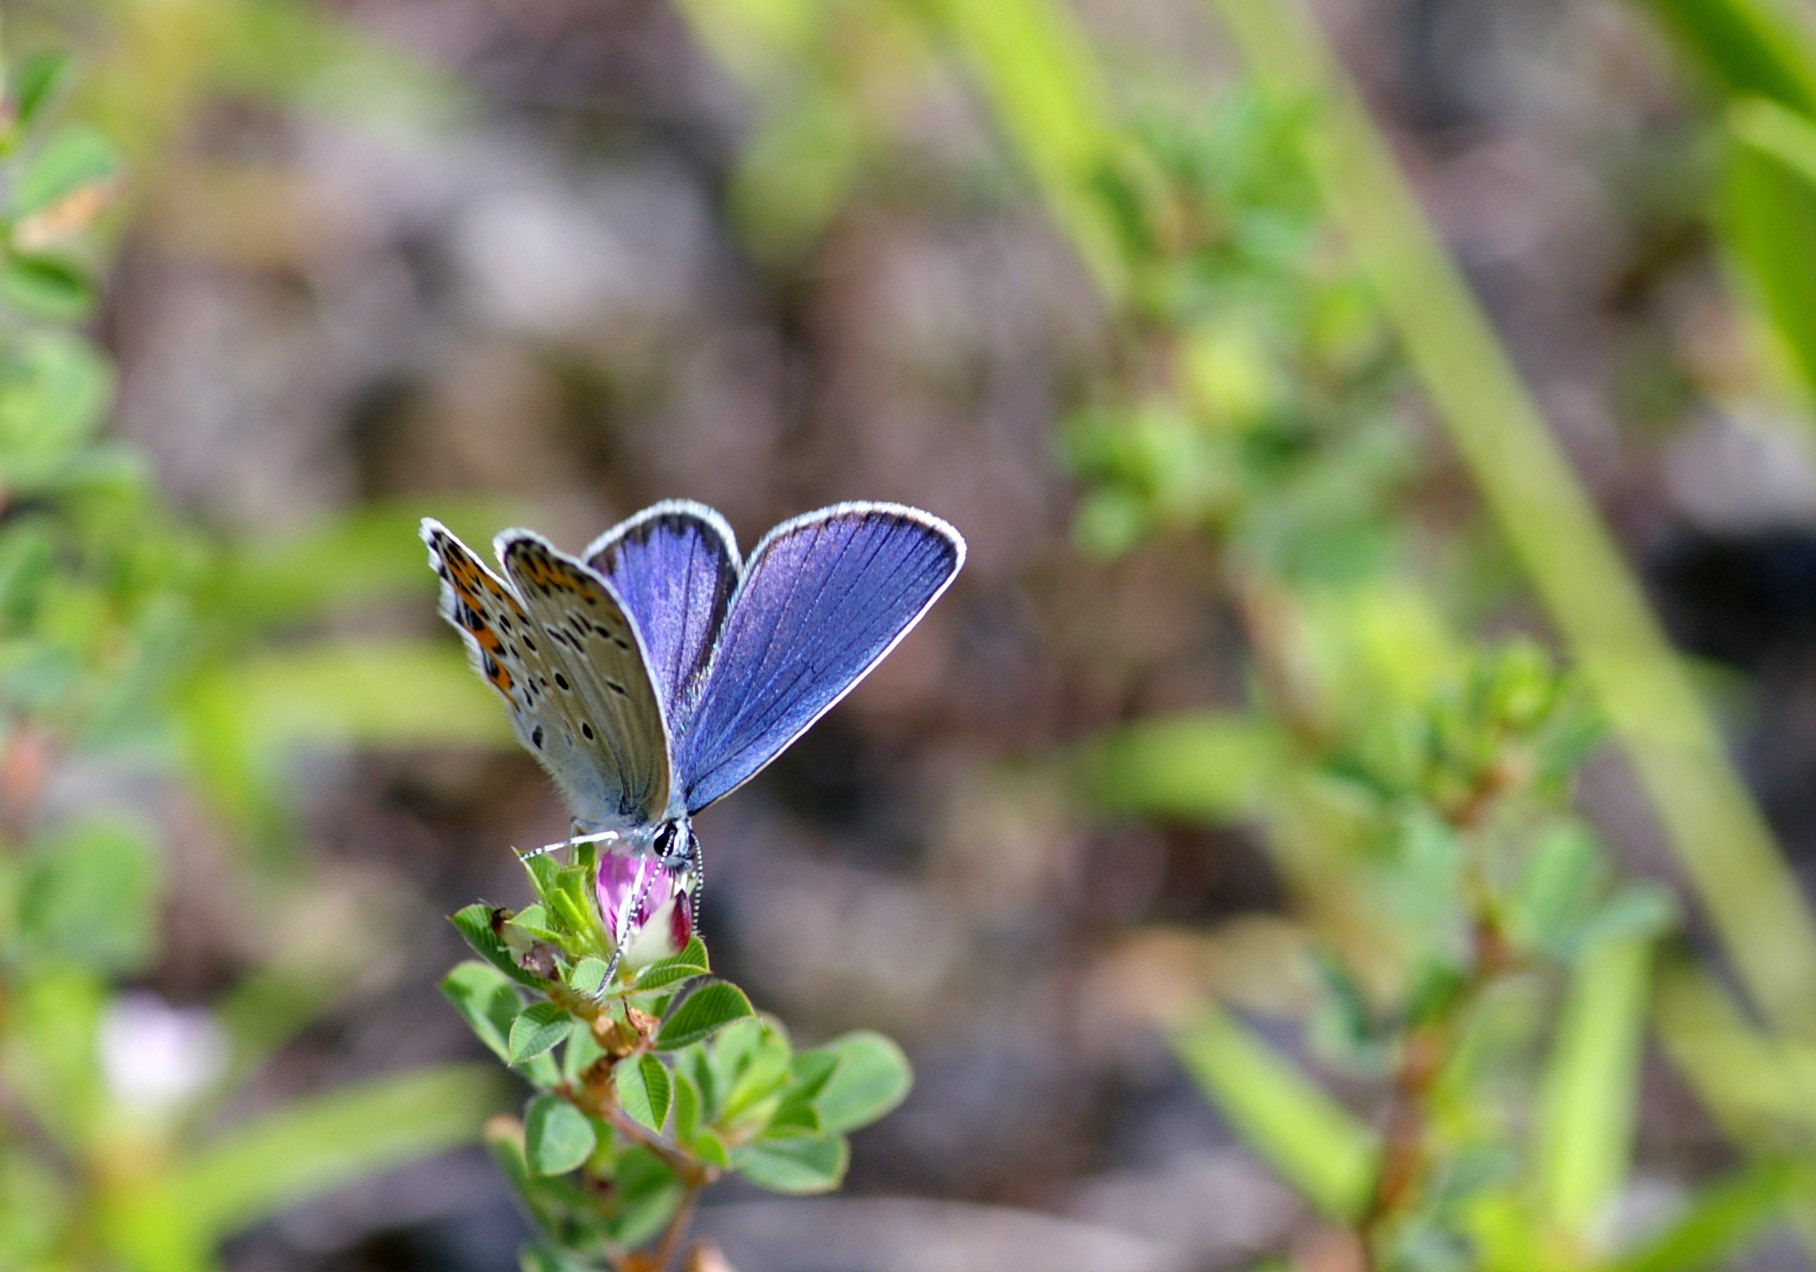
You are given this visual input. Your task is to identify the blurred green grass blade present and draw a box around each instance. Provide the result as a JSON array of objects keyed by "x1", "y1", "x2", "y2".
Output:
[
  {"x1": 1172, "y1": 1006, "x2": 1377, "y2": 1219},
  {"x1": 1637, "y1": 0, "x2": 1816, "y2": 114},
  {"x1": 1723, "y1": 97, "x2": 1816, "y2": 401},
  {"x1": 1212, "y1": 0, "x2": 1816, "y2": 1037},
  {"x1": 163, "y1": 1063, "x2": 502, "y2": 1239},
  {"x1": 1536, "y1": 936, "x2": 1653, "y2": 1237},
  {"x1": 211, "y1": 498, "x2": 518, "y2": 628},
  {"x1": 1078, "y1": 712, "x2": 1279, "y2": 822},
  {"x1": 194, "y1": 639, "x2": 513, "y2": 750},
  {"x1": 1609, "y1": 1159, "x2": 1811, "y2": 1272},
  {"x1": 929, "y1": 0, "x2": 1126, "y2": 298},
  {"x1": 1654, "y1": 961, "x2": 1816, "y2": 1135}
]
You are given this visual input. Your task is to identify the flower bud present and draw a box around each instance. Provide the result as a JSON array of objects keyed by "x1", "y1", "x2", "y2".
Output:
[{"x1": 596, "y1": 851, "x2": 694, "y2": 968}]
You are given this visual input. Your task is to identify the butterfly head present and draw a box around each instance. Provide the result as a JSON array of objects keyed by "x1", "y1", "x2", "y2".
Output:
[{"x1": 652, "y1": 817, "x2": 698, "y2": 873}]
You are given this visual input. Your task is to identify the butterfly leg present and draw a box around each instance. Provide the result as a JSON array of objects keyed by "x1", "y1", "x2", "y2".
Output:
[{"x1": 686, "y1": 828, "x2": 705, "y2": 921}]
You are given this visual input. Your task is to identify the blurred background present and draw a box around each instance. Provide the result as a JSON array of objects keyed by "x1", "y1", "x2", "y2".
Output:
[{"x1": 13, "y1": 0, "x2": 1816, "y2": 1268}]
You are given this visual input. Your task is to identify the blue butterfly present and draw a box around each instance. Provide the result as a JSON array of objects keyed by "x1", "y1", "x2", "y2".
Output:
[{"x1": 422, "y1": 501, "x2": 965, "y2": 960}]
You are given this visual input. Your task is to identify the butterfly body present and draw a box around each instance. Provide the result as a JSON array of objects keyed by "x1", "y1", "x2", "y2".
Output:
[{"x1": 424, "y1": 500, "x2": 965, "y2": 900}]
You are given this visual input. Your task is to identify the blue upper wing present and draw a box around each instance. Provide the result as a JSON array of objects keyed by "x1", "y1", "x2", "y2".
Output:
[
  {"x1": 586, "y1": 501, "x2": 741, "y2": 735},
  {"x1": 673, "y1": 503, "x2": 965, "y2": 813}
]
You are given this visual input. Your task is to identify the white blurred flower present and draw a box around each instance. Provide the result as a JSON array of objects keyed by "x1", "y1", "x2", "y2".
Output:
[{"x1": 98, "y1": 992, "x2": 229, "y2": 1118}]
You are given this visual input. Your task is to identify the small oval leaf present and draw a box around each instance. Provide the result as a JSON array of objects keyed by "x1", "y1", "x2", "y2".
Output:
[
  {"x1": 731, "y1": 1133, "x2": 848, "y2": 1194},
  {"x1": 655, "y1": 978, "x2": 753, "y2": 1051},
  {"x1": 509, "y1": 1002, "x2": 571, "y2": 1065},
  {"x1": 813, "y1": 1031, "x2": 913, "y2": 1134},
  {"x1": 567, "y1": 956, "x2": 610, "y2": 998},
  {"x1": 615, "y1": 1054, "x2": 673, "y2": 1133},
  {"x1": 524, "y1": 1094, "x2": 596, "y2": 1176},
  {"x1": 440, "y1": 961, "x2": 522, "y2": 1063}
]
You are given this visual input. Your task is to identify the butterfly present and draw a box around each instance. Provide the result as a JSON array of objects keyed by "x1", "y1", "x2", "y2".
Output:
[{"x1": 421, "y1": 500, "x2": 966, "y2": 964}]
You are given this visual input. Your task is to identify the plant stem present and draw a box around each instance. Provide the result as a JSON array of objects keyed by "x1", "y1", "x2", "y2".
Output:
[{"x1": 650, "y1": 1179, "x2": 704, "y2": 1272}]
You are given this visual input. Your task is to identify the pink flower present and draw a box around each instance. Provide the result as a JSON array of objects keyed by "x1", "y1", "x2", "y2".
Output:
[{"x1": 596, "y1": 851, "x2": 694, "y2": 967}]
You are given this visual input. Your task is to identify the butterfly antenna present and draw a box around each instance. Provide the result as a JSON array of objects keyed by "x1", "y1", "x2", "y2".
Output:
[
  {"x1": 688, "y1": 831, "x2": 705, "y2": 919},
  {"x1": 596, "y1": 858, "x2": 657, "y2": 996},
  {"x1": 519, "y1": 828, "x2": 621, "y2": 863}
]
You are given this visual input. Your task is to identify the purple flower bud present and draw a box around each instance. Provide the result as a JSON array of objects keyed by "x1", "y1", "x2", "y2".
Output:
[{"x1": 596, "y1": 851, "x2": 694, "y2": 967}]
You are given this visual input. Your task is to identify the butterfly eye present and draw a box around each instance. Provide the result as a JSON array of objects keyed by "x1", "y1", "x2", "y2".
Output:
[{"x1": 653, "y1": 823, "x2": 678, "y2": 857}]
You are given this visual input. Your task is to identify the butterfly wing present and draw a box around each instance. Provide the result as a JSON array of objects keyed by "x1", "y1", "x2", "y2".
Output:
[
  {"x1": 674, "y1": 503, "x2": 965, "y2": 813},
  {"x1": 585, "y1": 500, "x2": 740, "y2": 731},
  {"x1": 494, "y1": 530, "x2": 674, "y2": 827},
  {"x1": 421, "y1": 518, "x2": 672, "y2": 832}
]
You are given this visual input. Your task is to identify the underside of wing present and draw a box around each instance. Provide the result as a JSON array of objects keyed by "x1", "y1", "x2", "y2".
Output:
[
  {"x1": 585, "y1": 500, "x2": 740, "y2": 731},
  {"x1": 497, "y1": 531, "x2": 674, "y2": 826},
  {"x1": 424, "y1": 519, "x2": 644, "y2": 830},
  {"x1": 674, "y1": 503, "x2": 965, "y2": 813}
]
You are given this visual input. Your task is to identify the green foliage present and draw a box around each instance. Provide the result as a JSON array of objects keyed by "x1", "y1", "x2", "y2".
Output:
[
  {"x1": 443, "y1": 848, "x2": 913, "y2": 1268},
  {"x1": 1722, "y1": 97, "x2": 1816, "y2": 404},
  {"x1": 907, "y1": 0, "x2": 1816, "y2": 1264},
  {"x1": 0, "y1": 41, "x2": 513, "y2": 1272},
  {"x1": 1173, "y1": 1006, "x2": 1378, "y2": 1220},
  {"x1": 1640, "y1": 0, "x2": 1816, "y2": 114}
]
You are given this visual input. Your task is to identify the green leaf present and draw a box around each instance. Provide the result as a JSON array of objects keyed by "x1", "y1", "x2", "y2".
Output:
[
  {"x1": 567, "y1": 957, "x2": 610, "y2": 998},
  {"x1": 810, "y1": 1032, "x2": 913, "y2": 1134},
  {"x1": 1640, "y1": 0, "x2": 1816, "y2": 113},
  {"x1": 632, "y1": 936, "x2": 712, "y2": 992},
  {"x1": 545, "y1": 861, "x2": 603, "y2": 953},
  {"x1": 12, "y1": 124, "x2": 118, "y2": 217},
  {"x1": 615, "y1": 1054, "x2": 673, "y2": 1134},
  {"x1": 561, "y1": 1019, "x2": 603, "y2": 1085},
  {"x1": 0, "y1": 253, "x2": 93, "y2": 321},
  {"x1": 509, "y1": 1003, "x2": 571, "y2": 1066},
  {"x1": 449, "y1": 904, "x2": 545, "y2": 988},
  {"x1": 440, "y1": 961, "x2": 522, "y2": 1063},
  {"x1": 159, "y1": 1064, "x2": 500, "y2": 1240},
  {"x1": 481, "y1": 1118, "x2": 587, "y2": 1238},
  {"x1": 14, "y1": 52, "x2": 76, "y2": 132},
  {"x1": 1537, "y1": 936, "x2": 1654, "y2": 1236},
  {"x1": 1080, "y1": 712, "x2": 1279, "y2": 821},
  {"x1": 689, "y1": 1126, "x2": 731, "y2": 1170},
  {"x1": 764, "y1": 1096, "x2": 821, "y2": 1138},
  {"x1": 523, "y1": 1094, "x2": 596, "y2": 1176},
  {"x1": 522, "y1": 851, "x2": 561, "y2": 898},
  {"x1": 1608, "y1": 1160, "x2": 1811, "y2": 1272},
  {"x1": 1723, "y1": 98, "x2": 1816, "y2": 404},
  {"x1": 507, "y1": 904, "x2": 563, "y2": 944},
  {"x1": 672, "y1": 1071, "x2": 703, "y2": 1145},
  {"x1": 0, "y1": 518, "x2": 55, "y2": 624},
  {"x1": 1172, "y1": 1006, "x2": 1377, "y2": 1220},
  {"x1": 655, "y1": 978, "x2": 754, "y2": 1050},
  {"x1": 19, "y1": 819, "x2": 163, "y2": 973},
  {"x1": 720, "y1": 1019, "x2": 794, "y2": 1125},
  {"x1": 0, "y1": 331, "x2": 111, "y2": 480},
  {"x1": 730, "y1": 1133, "x2": 849, "y2": 1194},
  {"x1": 1508, "y1": 822, "x2": 1609, "y2": 956}
]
